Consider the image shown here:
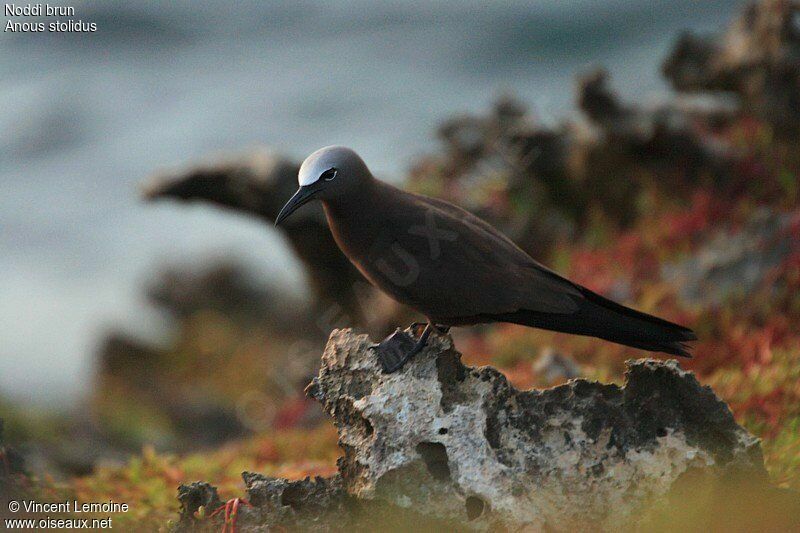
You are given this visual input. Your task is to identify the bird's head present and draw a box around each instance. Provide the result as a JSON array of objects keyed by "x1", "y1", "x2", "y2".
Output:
[{"x1": 276, "y1": 145, "x2": 371, "y2": 225}]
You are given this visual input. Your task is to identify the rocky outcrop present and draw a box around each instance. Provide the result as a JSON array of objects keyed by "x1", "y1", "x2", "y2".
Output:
[
  {"x1": 177, "y1": 328, "x2": 799, "y2": 531},
  {"x1": 663, "y1": 0, "x2": 800, "y2": 137},
  {"x1": 307, "y1": 330, "x2": 764, "y2": 530},
  {"x1": 407, "y1": 77, "x2": 734, "y2": 260},
  {"x1": 90, "y1": 261, "x2": 322, "y2": 457}
]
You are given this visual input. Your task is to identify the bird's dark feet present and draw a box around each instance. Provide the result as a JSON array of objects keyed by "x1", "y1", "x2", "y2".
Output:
[{"x1": 375, "y1": 322, "x2": 449, "y2": 373}]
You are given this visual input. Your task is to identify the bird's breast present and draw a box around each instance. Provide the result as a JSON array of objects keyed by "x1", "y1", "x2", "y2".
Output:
[{"x1": 323, "y1": 203, "x2": 438, "y2": 310}]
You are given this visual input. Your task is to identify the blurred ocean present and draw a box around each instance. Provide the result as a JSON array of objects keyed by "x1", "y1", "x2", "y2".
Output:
[{"x1": 0, "y1": 0, "x2": 740, "y2": 403}]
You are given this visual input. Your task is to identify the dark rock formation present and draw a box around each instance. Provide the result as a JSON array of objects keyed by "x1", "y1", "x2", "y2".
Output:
[
  {"x1": 408, "y1": 77, "x2": 733, "y2": 259},
  {"x1": 408, "y1": 96, "x2": 581, "y2": 256},
  {"x1": 90, "y1": 261, "x2": 328, "y2": 459},
  {"x1": 574, "y1": 69, "x2": 728, "y2": 176},
  {"x1": 177, "y1": 329, "x2": 799, "y2": 531},
  {"x1": 663, "y1": 0, "x2": 800, "y2": 137},
  {"x1": 145, "y1": 261, "x2": 307, "y2": 331},
  {"x1": 240, "y1": 473, "x2": 352, "y2": 529},
  {"x1": 177, "y1": 482, "x2": 222, "y2": 529},
  {"x1": 142, "y1": 150, "x2": 369, "y2": 325}
]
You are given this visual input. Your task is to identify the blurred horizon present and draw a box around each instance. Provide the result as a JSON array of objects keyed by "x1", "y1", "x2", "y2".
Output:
[{"x1": 1, "y1": 0, "x2": 743, "y2": 404}]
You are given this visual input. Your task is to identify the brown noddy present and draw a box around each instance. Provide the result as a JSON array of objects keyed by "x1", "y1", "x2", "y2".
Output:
[{"x1": 276, "y1": 146, "x2": 696, "y2": 372}]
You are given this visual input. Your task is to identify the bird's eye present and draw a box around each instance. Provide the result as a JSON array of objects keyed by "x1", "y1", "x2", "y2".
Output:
[{"x1": 320, "y1": 168, "x2": 338, "y2": 181}]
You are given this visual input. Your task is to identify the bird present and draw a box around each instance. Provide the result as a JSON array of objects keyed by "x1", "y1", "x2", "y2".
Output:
[{"x1": 276, "y1": 146, "x2": 696, "y2": 373}]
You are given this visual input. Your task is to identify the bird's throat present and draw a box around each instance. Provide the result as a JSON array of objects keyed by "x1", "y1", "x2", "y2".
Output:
[{"x1": 321, "y1": 195, "x2": 381, "y2": 267}]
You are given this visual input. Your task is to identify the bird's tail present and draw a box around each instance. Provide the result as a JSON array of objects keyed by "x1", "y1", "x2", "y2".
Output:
[{"x1": 498, "y1": 286, "x2": 696, "y2": 357}]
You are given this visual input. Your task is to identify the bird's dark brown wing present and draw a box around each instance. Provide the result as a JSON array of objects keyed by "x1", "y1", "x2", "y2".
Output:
[
  {"x1": 399, "y1": 193, "x2": 695, "y2": 357},
  {"x1": 415, "y1": 194, "x2": 569, "y2": 276},
  {"x1": 371, "y1": 190, "x2": 583, "y2": 321}
]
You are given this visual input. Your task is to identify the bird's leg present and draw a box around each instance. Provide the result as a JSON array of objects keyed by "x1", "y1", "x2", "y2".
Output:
[
  {"x1": 408, "y1": 321, "x2": 427, "y2": 335},
  {"x1": 390, "y1": 323, "x2": 431, "y2": 373},
  {"x1": 376, "y1": 321, "x2": 443, "y2": 373},
  {"x1": 408, "y1": 322, "x2": 448, "y2": 337}
]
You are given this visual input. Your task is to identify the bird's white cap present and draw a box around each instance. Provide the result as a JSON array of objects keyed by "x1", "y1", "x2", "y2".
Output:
[{"x1": 298, "y1": 145, "x2": 356, "y2": 186}]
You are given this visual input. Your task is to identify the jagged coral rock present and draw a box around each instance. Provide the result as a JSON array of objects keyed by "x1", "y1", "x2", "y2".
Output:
[
  {"x1": 176, "y1": 328, "x2": 799, "y2": 531},
  {"x1": 304, "y1": 328, "x2": 767, "y2": 530},
  {"x1": 177, "y1": 482, "x2": 222, "y2": 528},
  {"x1": 240, "y1": 473, "x2": 353, "y2": 530}
]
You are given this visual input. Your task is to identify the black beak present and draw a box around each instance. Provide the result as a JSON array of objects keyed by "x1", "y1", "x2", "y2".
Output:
[{"x1": 275, "y1": 185, "x2": 317, "y2": 226}]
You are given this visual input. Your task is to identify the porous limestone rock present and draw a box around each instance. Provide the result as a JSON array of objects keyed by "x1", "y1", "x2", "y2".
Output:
[
  {"x1": 304, "y1": 328, "x2": 767, "y2": 530},
  {"x1": 178, "y1": 328, "x2": 798, "y2": 531}
]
